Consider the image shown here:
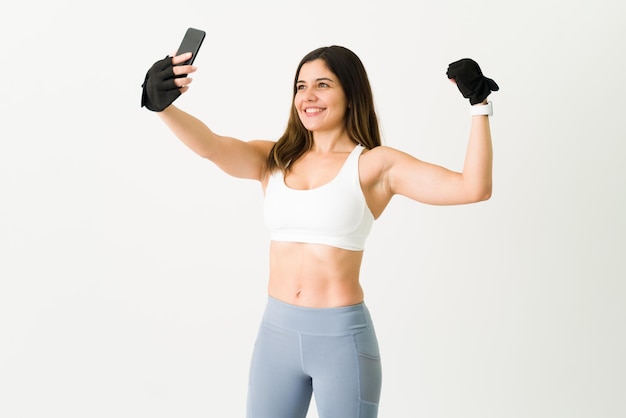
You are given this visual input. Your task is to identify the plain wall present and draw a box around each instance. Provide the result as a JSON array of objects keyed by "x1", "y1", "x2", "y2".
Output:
[{"x1": 1, "y1": 0, "x2": 624, "y2": 417}]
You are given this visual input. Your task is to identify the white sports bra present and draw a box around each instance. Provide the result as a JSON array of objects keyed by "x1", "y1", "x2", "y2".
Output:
[{"x1": 263, "y1": 145, "x2": 374, "y2": 251}]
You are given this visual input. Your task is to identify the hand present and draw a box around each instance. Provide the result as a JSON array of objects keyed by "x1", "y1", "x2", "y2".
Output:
[
  {"x1": 141, "y1": 53, "x2": 197, "y2": 112},
  {"x1": 446, "y1": 58, "x2": 498, "y2": 105}
]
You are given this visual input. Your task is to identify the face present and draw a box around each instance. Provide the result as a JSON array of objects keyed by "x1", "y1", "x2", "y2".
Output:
[{"x1": 294, "y1": 59, "x2": 348, "y2": 134}]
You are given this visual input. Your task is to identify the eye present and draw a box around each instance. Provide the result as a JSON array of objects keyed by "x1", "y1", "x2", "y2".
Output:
[
  {"x1": 296, "y1": 84, "x2": 306, "y2": 90},
  {"x1": 317, "y1": 82, "x2": 329, "y2": 88}
]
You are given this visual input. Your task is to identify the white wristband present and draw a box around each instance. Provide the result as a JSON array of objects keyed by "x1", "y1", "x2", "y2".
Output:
[{"x1": 470, "y1": 101, "x2": 493, "y2": 116}]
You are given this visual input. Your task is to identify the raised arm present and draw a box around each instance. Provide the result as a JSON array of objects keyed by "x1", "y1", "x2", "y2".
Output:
[
  {"x1": 142, "y1": 52, "x2": 273, "y2": 182},
  {"x1": 383, "y1": 109, "x2": 492, "y2": 205},
  {"x1": 158, "y1": 105, "x2": 273, "y2": 181},
  {"x1": 364, "y1": 58, "x2": 497, "y2": 210}
]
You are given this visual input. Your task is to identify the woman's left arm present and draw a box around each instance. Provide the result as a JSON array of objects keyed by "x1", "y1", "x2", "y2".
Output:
[
  {"x1": 370, "y1": 58, "x2": 496, "y2": 207},
  {"x1": 383, "y1": 107, "x2": 492, "y2": 205}
]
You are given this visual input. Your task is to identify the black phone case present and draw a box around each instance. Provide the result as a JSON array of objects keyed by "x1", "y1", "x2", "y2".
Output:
[{"x1": 176, "y1": 27, "x2": 206, "y2": 66}]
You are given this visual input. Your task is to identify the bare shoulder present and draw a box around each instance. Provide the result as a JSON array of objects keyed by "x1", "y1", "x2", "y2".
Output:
[
  {"x1": 359, "y1": 145, "x2": 425, "y2": 197},
  {"x1": 358, "y1": 145, "x2": 404, "y2": 191},
  {"x1": 362, "y1": 144, "x2": 413, "y2": 158},
  {"x1": 360, "y1": 145, "x2": 413, "y2": 175},
  {"x1": 358, "y1": 146, "x2": 408, "y2": 217}
]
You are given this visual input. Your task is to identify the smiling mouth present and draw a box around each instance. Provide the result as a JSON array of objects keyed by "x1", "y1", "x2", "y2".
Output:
[{"x1": 304, "y1": 108, "x2": 325, "y2": 114}]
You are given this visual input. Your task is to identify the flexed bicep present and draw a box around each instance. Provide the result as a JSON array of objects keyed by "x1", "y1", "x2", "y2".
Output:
[{"x1": 387, "y1": 150, "x2": 469, "y2": 206}]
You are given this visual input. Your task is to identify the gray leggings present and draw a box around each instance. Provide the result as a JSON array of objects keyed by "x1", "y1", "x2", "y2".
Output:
[{"x1": 246, "y1": 297, "x2": 382, "y2": 418}]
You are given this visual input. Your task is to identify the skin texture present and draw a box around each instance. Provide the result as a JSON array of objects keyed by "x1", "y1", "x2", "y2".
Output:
[{"x1": 157, "y1": 52, "x2": 492, "y2": 308}]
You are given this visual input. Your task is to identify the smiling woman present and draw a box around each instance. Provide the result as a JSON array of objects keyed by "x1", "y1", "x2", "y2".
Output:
[
  {"x1": 295, "y1": 63, "x2": 349, "y2": 134},
  {"x1": 140, "y1": 44, "x2": 497, "y2": 418}
]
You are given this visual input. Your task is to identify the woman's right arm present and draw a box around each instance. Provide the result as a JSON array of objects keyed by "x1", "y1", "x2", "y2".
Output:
[
  {"x1": 158, "y1": 105, "x2": 273, "y2": 182},
  {"x1": 145, "y1": 52, "x2": 273, "y2": 182}
]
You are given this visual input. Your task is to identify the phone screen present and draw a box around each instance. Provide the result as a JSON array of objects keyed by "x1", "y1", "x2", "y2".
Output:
[{"x1": 176, "y1": 28, "x2": 206, "y2": 66}]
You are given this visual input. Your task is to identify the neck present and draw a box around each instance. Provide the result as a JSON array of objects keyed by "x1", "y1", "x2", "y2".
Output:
[{"x1": 310, "y1": 131, "x2": 354, "y2": 153}]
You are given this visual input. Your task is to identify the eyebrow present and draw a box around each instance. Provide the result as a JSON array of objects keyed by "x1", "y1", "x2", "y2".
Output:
[{"x1": 296, "y1": 77, "x2": 335, "y2": 84}]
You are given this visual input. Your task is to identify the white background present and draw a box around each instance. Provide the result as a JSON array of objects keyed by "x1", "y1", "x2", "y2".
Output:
[{"x1": 1, "y1": 0, "x2": 625, "y2": 417}]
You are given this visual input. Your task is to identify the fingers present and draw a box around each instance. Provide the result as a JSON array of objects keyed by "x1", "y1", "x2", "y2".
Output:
[
  {"x1": 172, "y1": 64, "x2": 196, "y2": 78},
  {"x1": 170, "y1": 52, "x2": 189, "y2": 65},
  {"x1": 171, "y1": 52, "x2": 192, "y2": 65},
  {"x1": 174, "y1": 76, "x2": 194, "y2": 90},
  {"x1": 153, "y1": 52, "x2": 196, "y2": 93},
  {"x1": 170, "y1": 52, "x2": 197, "y2": 77}
]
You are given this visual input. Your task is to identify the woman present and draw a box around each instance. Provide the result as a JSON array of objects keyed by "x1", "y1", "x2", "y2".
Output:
[{"x1": 141, "y1": 45, "x2": 497, "y2": 418}]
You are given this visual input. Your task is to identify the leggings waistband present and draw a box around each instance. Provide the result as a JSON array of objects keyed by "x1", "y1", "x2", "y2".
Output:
[{"x1": 262, "y1": 296, "x2": 373, "y2": 335}]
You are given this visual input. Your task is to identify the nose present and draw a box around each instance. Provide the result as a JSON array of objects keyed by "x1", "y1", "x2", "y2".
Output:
[{"x1": 302, "y1": 88, "x2": 317, "y2": 102}]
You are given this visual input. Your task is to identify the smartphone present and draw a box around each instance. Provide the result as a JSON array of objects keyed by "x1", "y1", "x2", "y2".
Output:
[{"x1": 176, "y1": 27, "x2": 206, "y2": 66}]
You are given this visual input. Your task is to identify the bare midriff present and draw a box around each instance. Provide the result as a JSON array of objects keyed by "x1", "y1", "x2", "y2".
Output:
[{"x1": 267, "y1": 241, "x2": 364, "y2": 308}]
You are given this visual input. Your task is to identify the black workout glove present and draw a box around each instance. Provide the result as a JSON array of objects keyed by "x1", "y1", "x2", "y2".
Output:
[
  {"x1": 446, "y1": 58, "x2": 499, "y2": 105},
  {"x1": 141, "y1": 56, "x2": 181, "y2": 112}
]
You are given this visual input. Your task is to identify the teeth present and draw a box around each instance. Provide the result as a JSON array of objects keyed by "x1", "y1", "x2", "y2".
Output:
[{"x1": 305, "y1": 108, "x2": 323, "y2": 113}]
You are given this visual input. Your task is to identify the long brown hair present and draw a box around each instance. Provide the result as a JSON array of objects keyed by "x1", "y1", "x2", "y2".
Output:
[{"x1": 266, "y1": 45, "x2": 382, "y2": 174}]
